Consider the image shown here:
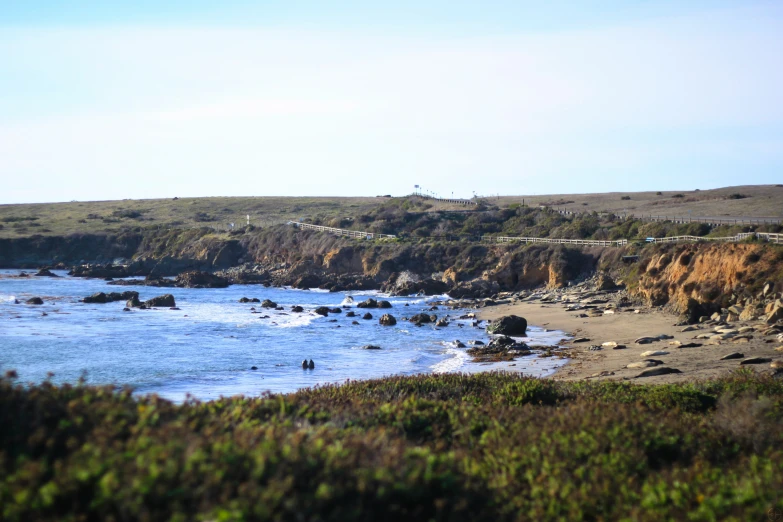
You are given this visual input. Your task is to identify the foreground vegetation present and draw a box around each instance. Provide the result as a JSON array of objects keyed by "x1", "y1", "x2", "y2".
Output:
[{"x1": 2, "y1": 370, "x2": 783, "y2": 521}]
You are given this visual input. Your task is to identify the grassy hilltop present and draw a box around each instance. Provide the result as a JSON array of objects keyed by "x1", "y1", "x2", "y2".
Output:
[
  {"x1": 1, "y1": 185, "x2": 782, "y2": 239},
  {"x1": 2, "y1": 371, "x2": 782, "y2": 521}
]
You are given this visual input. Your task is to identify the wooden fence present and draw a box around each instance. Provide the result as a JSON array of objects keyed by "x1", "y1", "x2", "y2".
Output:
[
  {"x1": 545, "y1": 206, "x2": 782, "y2": 227},
  {"x1": 288, "y1": 222, "x2": 781, "y2": 246},
  {"x1": 288, "y1": 221, "x2": 396, "y2": 240},
  {"x1": 644, "y1": 232, "x2": 781, "y2": 244},
  {"x1": 411, "y1": 194, "x2": 478, "y2": 206},
  {"x1": 481, "y1": 236, "x2": 628, "y2": 247}
]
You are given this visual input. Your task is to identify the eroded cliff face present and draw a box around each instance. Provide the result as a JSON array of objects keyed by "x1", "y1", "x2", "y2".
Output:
[
  {"x1": 629, "y1": 243, "x2": 783, "y2": 313},
  {"x1": 3, "y1": 225, "x2": 781, "y2": 308}
]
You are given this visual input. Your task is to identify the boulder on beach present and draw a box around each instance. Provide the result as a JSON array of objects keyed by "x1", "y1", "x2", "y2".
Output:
[
  {"x1": 379, "y1": 314, "x2": 397, "y2": 326},
  {"x1": 486, "y1": 315, "x2": 527, "y2": 336}
]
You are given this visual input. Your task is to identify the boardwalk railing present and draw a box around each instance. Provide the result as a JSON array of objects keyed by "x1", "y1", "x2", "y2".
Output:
[
  {"x1": 288, "y1": 221, "x2": 396, "y2": 240},
  {"x1": 289, "y1": 221, "x2": 781, "y2": 246},
  {"x1": 411, "y1": 194, "x2": 478, "y2": 206},
  {"x1": 545, "y1": 206, "x2": 783, "y2": 227},
  {"x1": 644, "y1": 232, "x2": 781, "y2": 244},
  {"x1": 481, "y1": 236, "x2": 628, "y2": 247}
]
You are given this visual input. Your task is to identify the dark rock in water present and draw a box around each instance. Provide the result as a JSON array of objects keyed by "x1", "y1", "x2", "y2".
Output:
[
  {"x1": 302, "y1": 359, "x2": 308, "y2": 369},
  {"x1": 386, "y1": 278, "x2": 449, "y2": 297},
  {"x1": 83, "y1": 291, "x2": 139, "y2": 304},
  {"x1": 409, "y1": 313, "x2": 432, "y2": 324},
  {"x1": 275, "y1": 306, "x2": 284, "y2": 311},
  {"x1": 329, "y1": 308, "x2": 342, "y2": 314},
  {"x1": 126, "y1": 295, "x2": 143, "y2": 308},
  {"x1": 352, "y1": 321, "x2": 360, "y2": 325},
  {"x1": 250, "y1": 366, "x2": 258, "y2": 370},
  {"x1": 741, "y1": 357, "x2": 772, "y2": 365},
  {"x1": 314, "y1": 306, "x2": 330, "y2": 316},
  {"x1": 720, "y1": 352, "x2": 744, "y2": 360},
  {"x1": 308, "y1": 359, "x2": 315, "y2": 369},
  {"x1": 175, "y1": 271, "x2": 229, "y2": 289},
  {"x1": 435, "y1": 319, "x2": 449, "y2": 327},
  {"x1": 34, "y1": 268, "x2": 59, "y2": 277},
  {"x1": 362, "y1": 312, "x2": 373, "y2": 320},
  {"x1": 291, "y1": 305, "x2": 304, "y2": 313},
  {"x1": 379, "y1": 314, "x2": 397, "y2": 326},
  {"x1": 486, "y1": 315, "x2": 527, "y2": 336},
  {"x1": 378, "y1": 300, "x2": 392, "y2": 309},
  {"x1": 261, "y1": 299, "x2": 277, "y2": 308},
  {"x1": 362, "y1": 345, "x2": 382, "y2": 350},
  {"x1": 123, "y1": 307, "x2": 131, "y2": 312},
  {"x1": 489, "y1": 336, "x2": 516, "y2": 348},
  {"x1": 455, "y1": 341, "x2": 466, "y2": 348},
  {"x1": 69, "y1": 264, "x2": 129, "y2": 279},
  {"x1": 634, "y1": 367, "x2": 683, "y2": 378},
  {"x1": 170, "y1": 307, "x2": 180, "y2": 311},
  {"x1": 239, "y1": 297, "x2": 260, "y2": 303},
  {"x1": 25, "y1": 297, "x2": 44, "y2": 305},
  {"x1": 357, "y1": 298, "x2": 379, "y2": 309},
  {"x1": 145, "y1": 294, "x2": 176, "y2": 308},
  {"x1": 345, "y1": 311, "x2": 356, "y2": 317}
]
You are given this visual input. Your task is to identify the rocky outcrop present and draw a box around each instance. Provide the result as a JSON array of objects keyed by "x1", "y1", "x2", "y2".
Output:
[
  {"x1": 630, "y1": 243, "x2": 783, "y2": 315},
  {"x1": 174, "y1": 271, "x2": 229, "y2": 289}
]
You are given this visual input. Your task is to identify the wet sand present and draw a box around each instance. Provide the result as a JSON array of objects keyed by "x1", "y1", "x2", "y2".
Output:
[{"x1": 479, "y1": 300, "x2": 782, "y2": 383}]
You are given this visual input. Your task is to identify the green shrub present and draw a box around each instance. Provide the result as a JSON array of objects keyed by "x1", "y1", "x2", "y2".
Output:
[{"x1": 3, "y1": 372, "x2": 783, "y2": 520}]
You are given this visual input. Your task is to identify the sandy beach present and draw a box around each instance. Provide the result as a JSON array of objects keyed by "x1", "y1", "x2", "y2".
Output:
[{"x1": 479, "y1": 298, "x2": 783, "y2": 383}]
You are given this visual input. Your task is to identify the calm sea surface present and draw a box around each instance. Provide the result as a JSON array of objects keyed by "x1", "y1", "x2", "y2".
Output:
[{"x1": 0, "y1": 269, "x2": 567, "y2": 401}]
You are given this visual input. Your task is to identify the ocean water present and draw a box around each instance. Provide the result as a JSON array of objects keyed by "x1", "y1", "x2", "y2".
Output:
[{"x1": 0, "y1": 269, "x2": 567, "y2": 401}]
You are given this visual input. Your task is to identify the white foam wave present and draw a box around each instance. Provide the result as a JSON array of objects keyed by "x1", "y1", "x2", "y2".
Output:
[
  {"x1": 431, "y1": 348, "x2": 469, "y2": 374},
  {"x1": 0, "y1": 294, "x2": 18, "y2": 303}
]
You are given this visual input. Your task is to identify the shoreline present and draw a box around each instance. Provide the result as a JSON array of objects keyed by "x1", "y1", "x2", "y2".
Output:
[{"x1": 478, "y1": 296, "x2": 782, "y2": 384}]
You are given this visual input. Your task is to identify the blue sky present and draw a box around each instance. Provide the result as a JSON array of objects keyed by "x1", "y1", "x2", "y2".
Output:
[{"x1": 1, "y1": 1, "x2": 781, "y2": 203}]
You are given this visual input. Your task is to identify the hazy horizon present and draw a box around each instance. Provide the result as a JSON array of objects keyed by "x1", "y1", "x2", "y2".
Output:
[{"x1": 2, "y1": 1, "x2": 782, "y2": 204}]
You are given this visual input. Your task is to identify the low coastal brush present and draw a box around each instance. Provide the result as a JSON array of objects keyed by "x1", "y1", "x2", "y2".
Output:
[{"x1": 1, "y1": 370, "x2": 782, "y2": 520}]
